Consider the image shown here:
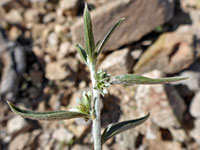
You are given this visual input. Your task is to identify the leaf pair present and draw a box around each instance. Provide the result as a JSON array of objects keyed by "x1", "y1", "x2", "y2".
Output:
[
  {"x1": 76, "y1": 4, "x2": 124, "y2": 64},
  {"x1": 7, "y1": 100, "x2": 149, "y2": 144}
]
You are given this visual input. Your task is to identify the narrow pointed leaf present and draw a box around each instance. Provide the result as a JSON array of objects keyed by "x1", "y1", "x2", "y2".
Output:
[
  {"x1": 95, "y1": 40, "x2": 101, "y2": 48},
  {"x1": 76, "y1": 44, "x2": 88, "y2": 64},
  {"x1": 102, "y1": 113, "x2": 150, "y2": 143},
  {"x1": 96, "y1": 18, "x2": 125, "y2": 55},
  {"x1": 84, "y1": 4, "x2": 95, "y2": 59},
  {"x1": 7, "y1": 101, "x2": 88, "y2": 121},
  {"x1": 110, "y1": 74, "x2": 188, "y2": 85}
]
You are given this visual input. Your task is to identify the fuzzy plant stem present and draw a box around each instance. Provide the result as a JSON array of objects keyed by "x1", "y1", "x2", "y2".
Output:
[{"x1": 89, "y1": 63, "x2": 102, "y2": 150}]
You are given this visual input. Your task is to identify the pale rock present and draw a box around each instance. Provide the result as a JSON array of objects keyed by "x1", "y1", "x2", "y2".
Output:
[
  {"x1": 8, "y1": 26, "x2": 21, "y2": 40},
  {"x1": 43, "y1": 139, "x2": 55, "y2": 150},
  {"x1": 112, "y1": 144, "x2": 130, "y2": 150},
  {"x1": 72, "y1": 0, "x2": 174, "y2": 50},
  {"x1": 190, "y1": 91, "x2": 200, "y2": 118},
  {"x1": 54, "y1": 24, "x2": 69, "y2": 34},
  {"x1": 190, "y1": 118, "x2": 200, "y2": 145},
  {"x1": 71, "y1": 145, "x2": 91, "y2": 150},
  {"x1": 131, "y1": 49, "x2": 143, "y2": 59},
  {"x1": 48, "y1": 32, "x2": 58, "y2": 46},
  {"x1": 52, "y1": 127, "x2": 73, "y2": 142},
  {"x1": 45, "y1": 59, "x2": 72, "y2": 80},
  {"x1": 145, "y1": 122, "x2": 160, "y2": 140},
  {"x1": 45, "y1": 46, "x2": 59, "y2": 58},
  {"x1": 7, "y1": 116, "x2": 30, "y2": 135},
  {"x1": 144, "y1": 137, "x2": 182, "y2": 150},
  {"x1": 24, "y1": 9, "x2": 39, "y2": 22},
  {"x1": 181, "y1": 0, "x2": 200, "y2": 8},
  {"x1": 59, "y1": 0, "x2": 80, "y2": 16},
  {"x1": 49, "y1": 94, "x2": 61, "y2": 110},
  {"x1": 134, "y1": 26, "x2": 196, "y2": 74},
  {"x1": 28, "y1": 129, "x2": 42, "y2": 145},
  {"x1": 57, "y1": 42, "x2": 71, "y2": 59},
  {"x1": 31, "y1": 24, "x2": 46, "y2": 43},
  {"x1": 74, "y1": 118, "x2": 91, "y2": 126},
  {"x1": 38, "y1": 131, "x2": 52, "y2": 147},
  {"x1": 102, "y1": 145, "x2": 110, "y2": 150},
  {"x1": 116, "y1": 126, "x2": 139, "y2": 149},
  {"x1": 54, "y1": 57, "x2": 78, "y2": 86},
  {"x1": 44, "y1": 54, "x2": 52, "y2": 63},
  {"x1": 43, "y1": 13, "x2": 55, "y2": 23},
  {"x1": 174, "y1": 71, "x2": 200, "y2": 92},
  {"x1": 134, "y1": 70, "x2": 180, "y2": 128},
  {"x1": 5, "y1": 9, "x2": 23, "y2": 24},
  {"x1": 169, "y1": 128, "x2": 187, "y2": 143},
  {"x1": 79, "y1": 81, "x2": 87, "y2": 89},
  {"x1": 32, "y1": 46, "x2": 45, "y2": 58},
  {"x1": 68, "y1": 124, "x2": 88, "y2": 138},
  {"x1": 8, "y1": 133, "x2": 30, "y2": 150},
  {"x1": 99, "y1": 48, "x2": 134, "y2": 75}
]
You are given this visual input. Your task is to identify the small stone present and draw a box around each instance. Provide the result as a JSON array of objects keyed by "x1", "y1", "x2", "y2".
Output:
[
  {"x1": 38, "y1": 131, "x2": 52, "y2": 147},
  {"x1": 68, "y1": 124, "x2": 88, "y2": 137},
  {"x1": 7, "y1": 116, "x2": 30, "y2": 135},
  {"x1": 43, "y1": 13, "x2": 56, "y2": 23},
  {"x1": 5, "y1": 9, "x2": 23, "y2": 24},
  {"x1": 99, "y1": 48, "x2": 134, "y2": 75},
  {"x1": 57, "y1": 42, "x2": 71, "y2": 59},
  {"x1": 71, "y1": 145, "x2": 91, "y2": 150},
  {"x1": 8, "y1": 133, "x2": 30, "y2": 150},
  {"x1": 134, "y1": 26, "x2": 195, "y2": 74},
  {"x1": 45, "y1": 59, "x2": 70, "y2": 80},
  {"x1": 59, "y1": 0, "x2": 80, "y2": 16},
  {"x1": 190, "y1": 91, "x2": 200, "y2": 118},
  {"x1": 8, "y1": 26, "x2": 22, "y2": 40},
  {"x1": 143, "y1": 137, "x2": 182, "y2": 150},
  {"x1": 169, "y1": 128, "x2": 186, "y2": 143},
  {"x1": 116, "y1": 125, "x2": 139, "y2": 149},
  {"x1": 54, "y1": 57, "x2": 78, "y2": 86},
  {"x1": 175, "y1": 71, "x2": 200, "y2": 92},
  {"x1": 49, "y1": 94, "x2": 61, "y2": 110},
  {"x1": 181, "y1": 0, "x2": 200, "y2": 8},
  {"x1": 131, "y1": 49, "x2": 143, "y2": 59},
  {"x1": 24, "y1": 9, "x2": 39, "y2": 22},
  {"x1": 48, "y1": 32, "x2": 58, "y2": 46},
  {"x1": 52, "y1": 127, "x2": 73, "y2": 142}
]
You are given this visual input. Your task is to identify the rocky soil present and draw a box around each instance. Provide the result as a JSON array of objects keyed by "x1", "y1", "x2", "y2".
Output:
[{"x1": 0, "y1": 0, "x2": 200, "y2": 149}]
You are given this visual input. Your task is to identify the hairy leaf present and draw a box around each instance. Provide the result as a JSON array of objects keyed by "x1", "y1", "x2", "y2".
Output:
[
  {"x1": 84, "y1": 4, "x2": 95, "y2": 60},
  {"x1": 7, "y1": 101, "x2": 88, "y2": 121},
  {"x1": 96, "y1": 18, "x2": 125, "y2": 55},
  {"x1": 102, "y1": 113, "x2": 150, "y2": 143},
  {"x1": 110, "y1": 74, "x2": 188, "y2": 85},
  {"x1": 76, "y1": 44, "x2": 88, "y2": 64}
]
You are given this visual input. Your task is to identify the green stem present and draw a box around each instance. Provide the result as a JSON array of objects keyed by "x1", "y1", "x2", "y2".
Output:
[{"x1": 89, "y1": 63, "x2": 102, "y2": 150}]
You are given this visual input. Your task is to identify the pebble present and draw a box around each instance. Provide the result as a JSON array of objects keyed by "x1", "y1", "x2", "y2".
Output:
[
  {"x1": 190, "y1": 91, "x2": 200, "y2": 118},
  {"x1": 7, "y1": 116, "x2": 30, "y2": 135}
]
